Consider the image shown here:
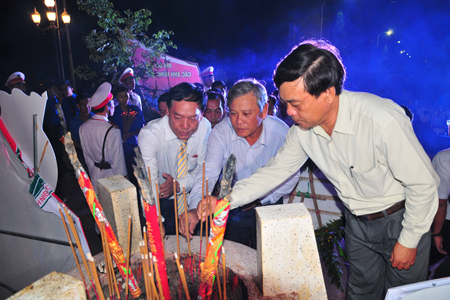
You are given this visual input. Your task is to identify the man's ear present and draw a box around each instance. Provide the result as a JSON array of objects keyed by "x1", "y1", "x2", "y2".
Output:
[
  {"x1": 325, "y1": 86, "x2": 336, "y2": 104},
  {"x1": 261, "y1": 102, "x2": 269, "y2": 119}
]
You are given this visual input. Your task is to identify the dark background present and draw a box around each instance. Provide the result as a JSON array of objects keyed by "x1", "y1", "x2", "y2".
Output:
[{"x1": 1, "y1": 0, "x2": 450, "y2": 154}]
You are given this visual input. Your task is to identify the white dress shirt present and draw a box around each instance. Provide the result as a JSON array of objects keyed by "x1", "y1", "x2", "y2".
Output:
[
  {"x1": 79, "y1": 114, "x2": 127, "y2": 193},
  {"x1": 187, "y1": 116, "x2": 301, "y2": 210},
  {"x1": 432, "y1": 148, "x2": 450, "y2": 220},
  {"x1": 230, "y1": 90, "x2": 439, "y2": 249},
  {"x1": 137, "y1": 115, "x2": 211, "y2": 201}
]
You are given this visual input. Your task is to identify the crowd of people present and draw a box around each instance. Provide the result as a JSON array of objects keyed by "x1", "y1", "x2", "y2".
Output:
[{"x1": 3, "y1": 39, "x2": 450, "y2": 299}]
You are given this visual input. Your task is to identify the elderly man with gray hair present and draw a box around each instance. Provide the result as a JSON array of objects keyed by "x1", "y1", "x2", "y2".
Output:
[{"x1": 181, "y1": 78, "x2": 300, "y2": 248}]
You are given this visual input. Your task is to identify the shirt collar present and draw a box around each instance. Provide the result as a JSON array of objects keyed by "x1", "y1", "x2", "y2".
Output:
[
  {"x1": 164, "y1": 115, "x2": 179, "y2": 142},
  {"x1": 228, "y1": 117, "x2": 267, "y2": 147},
  {"x1": 311, "y1": 90, "x2": 353, "y2": 138},
  {"x1": 92, "y1": 114, "x2": 109, "y2": 121},
  {"x1": 333, "y1": 90, "x2": 354, "y2": 135}
]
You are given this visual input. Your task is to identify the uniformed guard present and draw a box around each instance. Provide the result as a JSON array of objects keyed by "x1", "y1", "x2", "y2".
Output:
[
  {"x1": 79, "y1": 82, "x2": 127, "y2": 192},
  {"x1": 201, "y1": 66, "x2": 214, "y2": 91},
  {"x1": 5, "y1": 72, "x2": 26, "y2": 93},
  {"x1": 118, "y1": 67, "x2": 142, "y2": 111}
]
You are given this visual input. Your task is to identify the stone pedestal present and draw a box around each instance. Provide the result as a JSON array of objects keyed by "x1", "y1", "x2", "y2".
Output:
[
  {"x1": 7, "y1": 272, "x2": 86, "y2": 300},
  {"x1": 256, "y1": 203, "x2": 327, "y2": 299},
  {"x1": 97, "y1": 175, "x2": 141, "y2": 257}
]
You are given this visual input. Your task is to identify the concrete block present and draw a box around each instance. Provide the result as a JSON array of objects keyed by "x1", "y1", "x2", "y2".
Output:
[
  {"x1": 256, "y1": 203, "x2": 327, "y2": 299},
  {"x1": 7, "y1": 272, "x2": 86, "y2": 300},
  {"x1": 97, "y1": 175, "x2": 141, "y2": 257}
]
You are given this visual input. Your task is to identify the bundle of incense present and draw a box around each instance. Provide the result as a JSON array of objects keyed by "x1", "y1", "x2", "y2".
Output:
[
  {"x1": 148, "y1": 273, "x2": 160, "y2": 300},
  {"x1": 64, "y1": 132, "x2": 141, "y2": 298},
  {"x1": 101, "y1": 220, "x2": 121, "y2": 299},
  {"x1": 140, "y1": 252, "x2": 150, "y2": 300},
  {"x1": 62, "y1": 205, "x2": 97, "y2": 299},
  {"x1": 182, "y1": 186, "x2": 191, "y2": 255},
  {"x1": 57, "y1": 203, "x2": 90, "y2": 298},
  {"x1": 133, "y1": 148, "x2": 171, "y2": 300},
  {"x1": 100, "y1": 221, "x2": 113, "y2": 299},
  {"x1": 174, "y1": 253, "x2": 190, "y2": 300},
  {"x1": 87, "y1": 253, "x2": 106, "y2": 300},
  {"x1": 198, "y1": 155, "x2": 236, "y2": 300},
  {"x1": 148, "y1": 166, "x2": 165, "y2": 257}
]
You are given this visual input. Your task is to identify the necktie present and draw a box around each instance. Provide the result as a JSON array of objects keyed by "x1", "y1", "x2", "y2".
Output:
[{"x1": 176, "y1": 139, "x2": 188, "y2": 215}]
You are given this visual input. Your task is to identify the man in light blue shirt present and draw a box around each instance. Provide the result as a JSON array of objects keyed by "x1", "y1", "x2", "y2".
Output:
[{"x1": 182, "y1": 79, "x2": 300, "y2": 248}]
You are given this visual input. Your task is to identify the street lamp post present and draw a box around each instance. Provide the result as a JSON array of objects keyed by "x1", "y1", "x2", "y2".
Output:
[
  {"x1": 377, "y1": 29, "x2": 394, "y2": 47},
  {"x1": 31, "y1": 1, "x2": 75, "y2": 89}
]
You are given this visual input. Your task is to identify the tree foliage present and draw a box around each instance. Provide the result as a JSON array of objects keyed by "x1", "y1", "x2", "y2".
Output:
[{"x1": 76, "y1": 0, "x2": 176, "y2": 82}]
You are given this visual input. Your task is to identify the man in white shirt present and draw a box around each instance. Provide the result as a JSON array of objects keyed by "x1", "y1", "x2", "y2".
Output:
[
  {"x1": 431, "y1": 148, "x2": 450, "y2": 278},
  {"x1": 199, "y1": 40, "x2": 439, "y2": 299},
  {"x1": 183, "y1": 79, "x2": 300, "y2": 248},
  {"x1": 138, "y1": 82, "x2": 211, "y2": 235},
  {"x1": 79, "y1": 82, "x2": 127, "y2": 193}
]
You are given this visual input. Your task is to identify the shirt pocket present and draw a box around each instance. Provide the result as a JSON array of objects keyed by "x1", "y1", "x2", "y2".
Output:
[
  {"x1": 187, "y1": 153, "x2": 198, "y2": 172},
  {"x1": 350, "y1": 165, "x2": 388, "y2": 198}
]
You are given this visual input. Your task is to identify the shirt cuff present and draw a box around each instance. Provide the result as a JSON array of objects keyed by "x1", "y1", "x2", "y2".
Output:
[{"x1": 398, "y1": 228, "x2": 425, "y2": 249}]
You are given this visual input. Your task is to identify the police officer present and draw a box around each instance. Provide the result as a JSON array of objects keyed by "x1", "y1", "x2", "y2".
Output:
[{"x1": 79, "y1": 82, "x2": 127, "y2": 192}]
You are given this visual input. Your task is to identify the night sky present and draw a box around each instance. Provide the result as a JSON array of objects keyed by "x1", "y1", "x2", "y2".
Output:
[{"x1": 1, "y1": 0, "x2": 450, "y2": 107}]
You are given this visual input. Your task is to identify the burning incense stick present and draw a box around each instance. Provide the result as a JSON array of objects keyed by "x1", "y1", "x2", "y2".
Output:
[
  {"x1": 205, "y1": 178, "x2": 209, "y2": 244},
  {"x1": 214, "y1": 263, "x2": 223, "y2": 300},
  {"x1": 57, "y1": 204, "x2": 89, "y2": 296},
  {"x1": 148, "y1": 273, "x2": 160, "y2": 300},
  {"x1": 87, "y1": 253, "x2": 105, "y2": 300},
  {"x1": 125, "y1": 215, "x2": 132, "y2": 300},
  {"x1": 148, "y1": 252, "x2": 155, "y2": 299},
  {"x1": 100, "y1": 221, "x2": 112, "y2": 299},
  {"x1": 173, "y1": 179, "x2": 181, "y2": 258},
  {"x1": 63, "y1": 205, "x2": 97, "y2": 299},
  {"x1": 141, "y1": 253, "x2": 150, "y2": 300},
  {"x1": 182, "y1": 186, "x2": 191, "y2": 255},
  {"x1": 175, "y1": 253, "x2": 191, "y2": 300},
  {"x1": 152, "y1": 256, "x2": 164, "y2": 300},
  {"x1": 200, "y1": 161, "x2": 205, "y2": 254},
  {"x1": 155, "y1": 182, "x2": 165, "y2": 257},
  {"x1": 222, "y1": 247, "x2": 226, "y2": 300}
]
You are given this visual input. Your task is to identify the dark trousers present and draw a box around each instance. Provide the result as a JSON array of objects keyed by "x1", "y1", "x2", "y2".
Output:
[
  {"x1": 344, "y1": 207, "x2": 430, "y2": 300},
  {"x1": 160, "y1": 198, "x2": 177, "y2": 235},
  {"x1": 224, "y1": 197, "x2": 284, "y2": 249}
]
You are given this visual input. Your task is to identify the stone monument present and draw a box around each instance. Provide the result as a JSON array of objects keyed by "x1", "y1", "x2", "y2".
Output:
[{"x1": 256, "y1": 203, "x2": 327, "y2": 299}]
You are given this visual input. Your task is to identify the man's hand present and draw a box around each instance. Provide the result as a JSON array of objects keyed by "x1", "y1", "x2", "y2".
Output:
[
  {"x1": 158, "y1": 173, "x2": 178, "y2": 198},
  {"x1": 390, "y1": 242, "x2": 417, "y2": 270},
  {"x1": 433, "y1": 235, "x2": 447, "y2": 255},
  {"x1": 178, "y1": 209, "x2": 199, "y2": 240},
  {"x1": 197, "y1": 195, "x2": 218, "y2": 222}
]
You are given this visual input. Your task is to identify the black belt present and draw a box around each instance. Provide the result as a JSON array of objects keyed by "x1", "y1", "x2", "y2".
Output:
[
  {"x1": 355, "y1": 200, "x2": 405, "y2": 221},
  {"x1": 240, "y1": 200, "x2": 261, "y2": 212}
]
